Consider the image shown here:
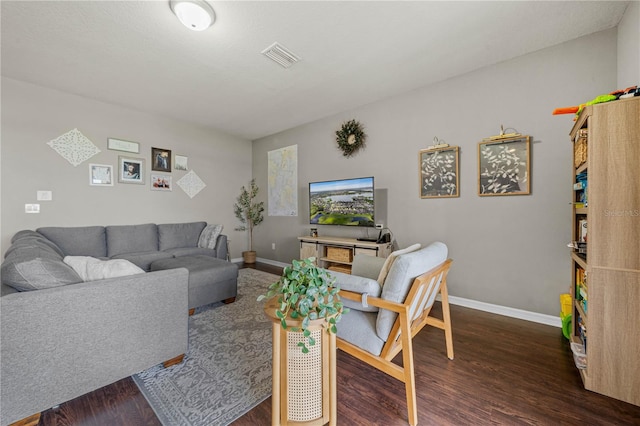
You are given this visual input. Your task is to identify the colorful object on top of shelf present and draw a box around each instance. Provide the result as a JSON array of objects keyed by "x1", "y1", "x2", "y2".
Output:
[{"x1": 552, "y1": 84, "x2": 639, "y2": 119}]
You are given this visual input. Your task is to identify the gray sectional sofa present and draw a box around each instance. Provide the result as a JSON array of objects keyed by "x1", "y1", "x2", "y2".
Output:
[{"x1": 0, "y1": 221, "x2": 237, "y2": 426}]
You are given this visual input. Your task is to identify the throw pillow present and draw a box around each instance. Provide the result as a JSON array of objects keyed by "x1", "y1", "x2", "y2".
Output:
[
  {"x1": 376, "y1": 243, "x2": 422, "y2": 285},
  {"x1": 1, "y1": 257, "x2": 83, "y2": 291},
  {"x1": 63, "y1": 256, "x2": 145, "y2": 282},
  {"x1": 198, "y1": 224, "x2": 223, "y2": 249}
]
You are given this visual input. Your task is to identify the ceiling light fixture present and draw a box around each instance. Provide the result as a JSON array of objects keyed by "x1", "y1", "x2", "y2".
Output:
[{"x1": 170, "y1": 0, "x2": 215, "y2": 31}]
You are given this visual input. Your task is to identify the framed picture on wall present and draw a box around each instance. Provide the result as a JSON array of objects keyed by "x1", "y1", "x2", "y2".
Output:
[
  {"x1": 478, "y1": 135, "x2": 530, "y2": 196},
  {"x1": 419, "y1": 146, "x2": 460, "y2": 198},
  {"x1": 107, "y1": 138, "x2": 139, "y2": 154},
  {"x1": 174, "y1": 155, "x2": 188, "y2": 171},
  {"x1": 118, "y1": 156, "x2": 145, "y2": 184},
  {"x1": 89, "y1": 164, "x2": 114, "y2": 186},
  {"x1": 151, "y1": 173, "x2": 172, "y2": 191},
  {"x1": 151, "y1": 147, "x2": 172, "y2": 172}
]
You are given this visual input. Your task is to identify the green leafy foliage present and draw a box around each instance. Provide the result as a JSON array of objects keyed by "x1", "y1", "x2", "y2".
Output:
[
  {"x1": 233, "y1": 179, "x2": 264, "y2": 251},
  {"x1": 257, "y1": 257, "x2": 347, "y2": 353}
]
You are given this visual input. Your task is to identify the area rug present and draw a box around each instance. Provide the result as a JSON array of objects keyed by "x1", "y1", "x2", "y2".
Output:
[{"x1": 133, "y1": 268, "x2": 280, "y2": 425}]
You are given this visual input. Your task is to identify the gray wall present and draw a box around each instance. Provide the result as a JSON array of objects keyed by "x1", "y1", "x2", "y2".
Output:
[
  {"x1": 618, "y1": 0, "x2": 640, "y2": 87},
  {"x1": 1, "y1": 78, "x2": 253, "y2": 258},
  {"x1": 252, "y1": 29, "x2": 618, "y2": 316}
]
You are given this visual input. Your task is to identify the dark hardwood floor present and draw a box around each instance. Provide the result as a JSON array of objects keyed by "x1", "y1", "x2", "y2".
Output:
[{"x1": 36, "y1": 262, "x2": 640, "y2": 425}]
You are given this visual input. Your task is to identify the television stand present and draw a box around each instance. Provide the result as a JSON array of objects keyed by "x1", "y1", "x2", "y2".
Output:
[{"x1": 298, "y1": 236, "x2": 392, "y2": 274}]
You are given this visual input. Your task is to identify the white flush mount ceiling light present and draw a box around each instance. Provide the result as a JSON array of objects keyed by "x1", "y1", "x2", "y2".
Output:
[{"x1": 170, "y1": 0, "x2": 215, "y2": 31}]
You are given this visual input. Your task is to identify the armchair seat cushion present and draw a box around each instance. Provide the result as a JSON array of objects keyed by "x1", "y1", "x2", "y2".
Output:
[{"x1": 336, "y1": 309, "x2": 384, "y2": 356}]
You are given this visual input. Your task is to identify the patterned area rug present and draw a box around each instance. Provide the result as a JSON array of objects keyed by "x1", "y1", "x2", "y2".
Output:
[{"x1": 133, "y1": 268, "x2": 279, "y2": 425}]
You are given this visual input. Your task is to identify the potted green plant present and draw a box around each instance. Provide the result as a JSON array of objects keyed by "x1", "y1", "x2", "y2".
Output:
[
  {"x1": 258, "y1": 257, "x2": 346, "y2": 353},
  {"x1": 233, "y1": 179, "x2": 264, "y2": 264}
]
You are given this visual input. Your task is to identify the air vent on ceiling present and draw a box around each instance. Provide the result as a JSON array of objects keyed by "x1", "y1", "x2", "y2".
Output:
[{"x1": 261, "y1": 42, "x2": 300, "y2": 69}]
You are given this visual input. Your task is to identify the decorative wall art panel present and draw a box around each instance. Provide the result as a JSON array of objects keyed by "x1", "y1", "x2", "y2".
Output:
[
  {"x1": 47, "y1": 128, "x2": 101, "y2": 166},
  {"x1": 177, "y1": 170, "x2": 206, "y2": 198}
]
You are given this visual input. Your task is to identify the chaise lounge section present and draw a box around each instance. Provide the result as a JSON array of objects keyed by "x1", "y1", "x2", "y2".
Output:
[{"x1": 0, "y1": 221, "x2": 238, "y2": 426}]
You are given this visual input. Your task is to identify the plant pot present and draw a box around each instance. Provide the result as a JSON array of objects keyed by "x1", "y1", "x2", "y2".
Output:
[{"x1": 242, "y1": 250, "x2": 256, "y2": 264}]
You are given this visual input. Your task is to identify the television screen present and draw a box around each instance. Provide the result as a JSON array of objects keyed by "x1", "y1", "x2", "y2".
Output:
[{"x1": 309, "y1": 177, "x2": 374, "y2": 227}]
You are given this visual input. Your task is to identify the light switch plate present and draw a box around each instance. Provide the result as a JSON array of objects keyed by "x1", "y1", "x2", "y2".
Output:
[
  {"x1": 37, "y1": 190, "x2": 52, "y2": 201},
  {"x1": 25, "y1": 204, "x2": 40, "y2": 213}
]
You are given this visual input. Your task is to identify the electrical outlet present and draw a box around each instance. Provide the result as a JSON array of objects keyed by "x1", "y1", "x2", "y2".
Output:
[
  {"x1": 272, "y1": 243, "x2": 276, "y2": 250},
  {"x1": 375, "y1": 223, "x2": 384, "y2": 229}
]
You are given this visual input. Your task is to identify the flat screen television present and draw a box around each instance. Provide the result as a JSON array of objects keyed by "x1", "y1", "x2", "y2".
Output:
[{"x1": 309, "y1": 176, "x2": 374, "y2": 227}]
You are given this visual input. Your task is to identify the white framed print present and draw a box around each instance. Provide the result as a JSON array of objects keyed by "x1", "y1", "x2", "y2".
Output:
[
  {"x1": 89, "y1": 164, "x2": 114, "y2": 186},
  {"x1": 118, "y1": 156, "x2": 145, "y2": 184},
  {"x1": 108, "y1": 138, "x2": 139, "y2": 154},
  {"x1": 151, "y1": 173, "x2": 172, "y2": 191}
]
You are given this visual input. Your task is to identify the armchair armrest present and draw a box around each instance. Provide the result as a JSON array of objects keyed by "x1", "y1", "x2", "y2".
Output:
[
  {"x1": 330, "y1": 270, "x2": 381, "y2": 312},
  {"x1": 339, "y1": 289, "x2": 408, "y2": 314}
]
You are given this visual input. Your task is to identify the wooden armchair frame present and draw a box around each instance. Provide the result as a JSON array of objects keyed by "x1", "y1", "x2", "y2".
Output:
[{"x1": 337, "y1": 259, "x2": 453, "y2": 426}]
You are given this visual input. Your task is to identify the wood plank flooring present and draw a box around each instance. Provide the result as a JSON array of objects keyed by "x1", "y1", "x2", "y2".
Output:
[{"x1": 36, "y1": 263, "x2": 640, "y2": 425}]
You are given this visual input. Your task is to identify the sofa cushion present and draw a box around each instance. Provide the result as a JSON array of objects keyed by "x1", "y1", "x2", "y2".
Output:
[
  {"x1": 4, "y1": 238, "x2": 65, "y2": 260},
  {"x1": 37, "y1": 226, "x2": 107, "y2": 258},
  {"x1": 1, "y1": 256, "x2": 83, "y2": 291},
  {"x1": 111, "y1": 251, "x2": 174, "y2": 272},
  {"x1": 376, "y1": 242, "x2": 447, "y2": 341},
  {"x1": 197, "y1": 224, "x2": 223, "y2": 249},
  {"x1": 10, "y1": 230, "x2": 43, "y2": 243},
  {"x1": 164, "y1": 247, "x2": 217, "y2": 258},
  {"x1": 63, "y1": 256, "x2": 145, "y2": 282},
  {"x1": 158, "y1": 222, "x2": 207, "y2": 251},
  {"x1": 106, "y1": 224, "x2": 158, "y2": 257}
]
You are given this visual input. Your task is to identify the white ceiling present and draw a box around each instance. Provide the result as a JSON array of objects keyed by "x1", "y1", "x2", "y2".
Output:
[{"x1": 1, "y1": 1, "x2": 629, "y2": 140}]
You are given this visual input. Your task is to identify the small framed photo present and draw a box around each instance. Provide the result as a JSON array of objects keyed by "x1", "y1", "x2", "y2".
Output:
[
  {"x1": 108, "y1": 138, "x2": 139, "y2": 154},
  {"x1": 118, "y1": 156, "x2": 145, "y2": 184},
  {"x1": 151, "y1": 147, "x2": 172, "y2": 172},
  {"x1": 175, "y1": 154, "x2": 188, "y2": 171},
  {"x1": 478, "y1": 135, "x2": 531, "y2": 196},
  {"x1": 419, "y1": 146, "x2": 459, "y2": 198},
  {"x1": 151, "y1": 173, "x2": 172, "y2": 191},
  {"x1": 89, "y1": 164, "x2": 114, "y2": 186}
]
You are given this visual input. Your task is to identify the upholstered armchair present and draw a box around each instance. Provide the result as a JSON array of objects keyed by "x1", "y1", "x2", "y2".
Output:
[{"x1": 330, "y1": 242, "x2": 453, "y2": 426}]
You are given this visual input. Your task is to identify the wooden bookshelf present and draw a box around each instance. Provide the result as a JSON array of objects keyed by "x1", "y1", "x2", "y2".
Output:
[{"x1": 568, "y1": 96, "x2": 640, "y2": 406}]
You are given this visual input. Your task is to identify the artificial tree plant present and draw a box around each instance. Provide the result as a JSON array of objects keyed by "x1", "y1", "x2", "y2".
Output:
[{"x1": 233, "y1": 179, "x2": 264, "y2": 263}]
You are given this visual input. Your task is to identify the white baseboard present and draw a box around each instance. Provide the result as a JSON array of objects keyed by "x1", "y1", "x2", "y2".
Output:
[
  {"x1": 447, "y1": 295, "x2": 561, "y2": 328},
  {"x1": 245, "y1": 257, "x2": 561, "y2": 328}
]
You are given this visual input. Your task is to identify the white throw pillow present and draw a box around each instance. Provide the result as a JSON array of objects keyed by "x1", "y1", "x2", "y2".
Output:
[
  {"x1": 198, "y1": 224, "x2": 223, "y2": 249},
  {"x1": 63, "y1": 256, "x2": 144, "y2": 282},
  {"x1": 376, "y1": 243, "x2": 422, "y2": 285}
]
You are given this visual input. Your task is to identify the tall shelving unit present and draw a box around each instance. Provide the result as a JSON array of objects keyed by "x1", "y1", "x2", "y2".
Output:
[{"x1": 568, "y1": 96, "x2": 639, "y2": 406}]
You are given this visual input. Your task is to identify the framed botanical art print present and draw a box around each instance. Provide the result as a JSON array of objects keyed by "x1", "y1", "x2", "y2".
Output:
[
  {"x1": 419, "y1": 146, "x2": 459, "y2": 198},
  {"x1": 478, "y1": 135, "x2": 530, "y2": 196},
  {"x1": 118, "y1": 156, "x2": 145, "y2": 184},
  {"x1": 151, "y1": 147, "x2": 172, "y2": 172},
  {"x1": 89, "y1": 164, "x2": 113, "y2": 186}
]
